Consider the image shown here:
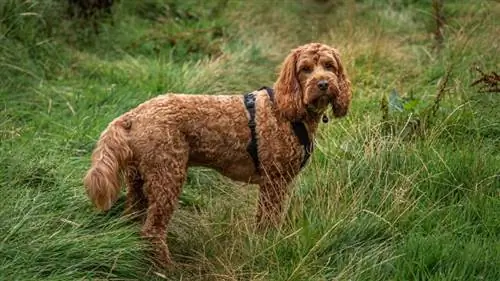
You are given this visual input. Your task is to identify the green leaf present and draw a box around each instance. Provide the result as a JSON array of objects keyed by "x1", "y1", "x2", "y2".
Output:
[{"x1": 403, "y1": 98, "x2": 421, "y2": 112}]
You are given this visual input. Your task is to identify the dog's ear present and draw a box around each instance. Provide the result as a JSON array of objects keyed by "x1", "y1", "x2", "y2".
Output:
[
  {"x1": 274, "y1": 48, "x2": 306, "y2": 120},
  {"x1": 330, "y1": 48, "x2": 352, "y2": 118}
]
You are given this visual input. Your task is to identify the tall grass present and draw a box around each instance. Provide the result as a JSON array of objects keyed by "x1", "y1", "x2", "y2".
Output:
[{"x1": 1, "y1": 0, "x2": 499, "y2": 280}]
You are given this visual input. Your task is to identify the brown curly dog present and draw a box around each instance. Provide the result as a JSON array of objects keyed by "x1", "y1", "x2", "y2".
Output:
[{"x1": 83, "y1": 42, "x2": 352, "y2": 267}]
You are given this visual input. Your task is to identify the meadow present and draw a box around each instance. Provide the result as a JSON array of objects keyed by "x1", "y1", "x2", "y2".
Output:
[{"x1": 0, "y1": 0, "x2": 499, "y2": 280}]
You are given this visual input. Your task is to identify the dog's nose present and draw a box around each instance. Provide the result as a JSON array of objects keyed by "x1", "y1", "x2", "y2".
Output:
[{"x1": 317, "y1": 80, "x2": 329, "y2": 91}]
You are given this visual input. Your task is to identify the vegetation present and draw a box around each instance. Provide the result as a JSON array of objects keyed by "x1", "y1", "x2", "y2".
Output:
[{"x1": 1, "y1": 0, "x2": 498, "y2": 280}]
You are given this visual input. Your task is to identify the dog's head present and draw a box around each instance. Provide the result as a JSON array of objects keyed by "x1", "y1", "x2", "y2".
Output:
[{"x1": 274, "y1": 43, "x2": 352, "y2": 121}]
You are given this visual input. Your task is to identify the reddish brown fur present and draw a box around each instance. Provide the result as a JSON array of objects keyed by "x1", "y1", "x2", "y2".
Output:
[{"x1": 83, "y1": 43, "x2": 352, "y2": 267}]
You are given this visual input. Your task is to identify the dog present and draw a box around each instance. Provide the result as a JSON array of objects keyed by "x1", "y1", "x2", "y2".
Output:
[{"x1": 83, "y1": 42, "x2": 352, "y2": 267}]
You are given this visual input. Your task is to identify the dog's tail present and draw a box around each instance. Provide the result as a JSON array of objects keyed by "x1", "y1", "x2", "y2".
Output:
[{"x1": 83, "y1": 118, "x2": 133, "y2": 211}]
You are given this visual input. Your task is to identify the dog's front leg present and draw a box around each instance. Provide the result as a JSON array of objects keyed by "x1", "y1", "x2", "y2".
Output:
[{"x1": 256, "y1": 178, "x2": 291, "y2": 230}]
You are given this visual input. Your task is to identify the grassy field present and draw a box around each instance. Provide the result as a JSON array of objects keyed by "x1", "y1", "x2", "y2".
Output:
[{"x1": 1, "y1": 0, "x2": 499, "y2": 280}]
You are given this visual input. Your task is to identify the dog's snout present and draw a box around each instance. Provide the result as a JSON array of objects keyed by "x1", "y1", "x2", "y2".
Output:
[{"x1": 317, "y1": 80, "x2": 329, "y2": 91}]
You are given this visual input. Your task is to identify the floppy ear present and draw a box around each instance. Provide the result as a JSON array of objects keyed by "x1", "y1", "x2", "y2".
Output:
[
  {"x1": 331, "y1": 48, "x2": 352, "y2": 118},
  {"x1": 274, "y1": 48, "x2": 306, "y2": 120}
]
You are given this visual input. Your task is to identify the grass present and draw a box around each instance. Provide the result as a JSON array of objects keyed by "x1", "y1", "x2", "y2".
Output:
[{"x1": 1, "y1": 0, "x2": 499, "y2": 280}]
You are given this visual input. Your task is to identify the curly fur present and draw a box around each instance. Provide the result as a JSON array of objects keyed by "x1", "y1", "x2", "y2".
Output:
[{"x1": 83, "y1": 42, "x2": 352, "y2": 267}]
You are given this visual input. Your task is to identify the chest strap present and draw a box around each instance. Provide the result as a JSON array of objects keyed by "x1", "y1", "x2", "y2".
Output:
[
  {"x1": 243, "y1": 87, "x2": 313, "y2": 173},
  {"x1": 291, "y1": 121, "x2": 313, "y2": 168}
]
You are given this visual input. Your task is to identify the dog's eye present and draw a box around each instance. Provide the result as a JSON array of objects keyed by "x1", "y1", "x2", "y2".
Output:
[
  {"x1": 301, "y1": 66, "x2": 313, "y2": 73},
  {"x1": 324, "y1": 62, "x2": 335, "y2": 71}
]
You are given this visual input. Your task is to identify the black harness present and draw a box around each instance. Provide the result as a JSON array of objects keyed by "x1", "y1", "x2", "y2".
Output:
[{"x1": 243, "y1": 87, "x2": 313, "y2": 173}]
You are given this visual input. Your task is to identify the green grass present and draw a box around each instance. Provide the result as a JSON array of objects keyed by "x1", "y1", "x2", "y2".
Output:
[{"x1": 1, "y1": 0, "x2": 499, "y2": 280}]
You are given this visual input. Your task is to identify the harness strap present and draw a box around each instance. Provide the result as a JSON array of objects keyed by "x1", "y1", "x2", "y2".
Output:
[
  {"x1": 291, "y1": 121, "x2": 313, "y2": 168},
  {"x1": 243, "y1": 87, "x2": 313, "y2": 173},
  {"x1": 243, "y1": 92, "x2": 259, "y2": 172},
  {"x1": 259, "y1": 86, "x2": 275, "y2": 102}
]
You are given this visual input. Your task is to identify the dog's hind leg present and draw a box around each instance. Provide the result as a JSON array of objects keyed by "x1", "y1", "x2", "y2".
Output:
[
  {"x1": 124, "y1": 163, "x2": 147, "y2": 220},
  {"x1": 140, "y1": 140, "x2": 189, "y2": 268}
]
